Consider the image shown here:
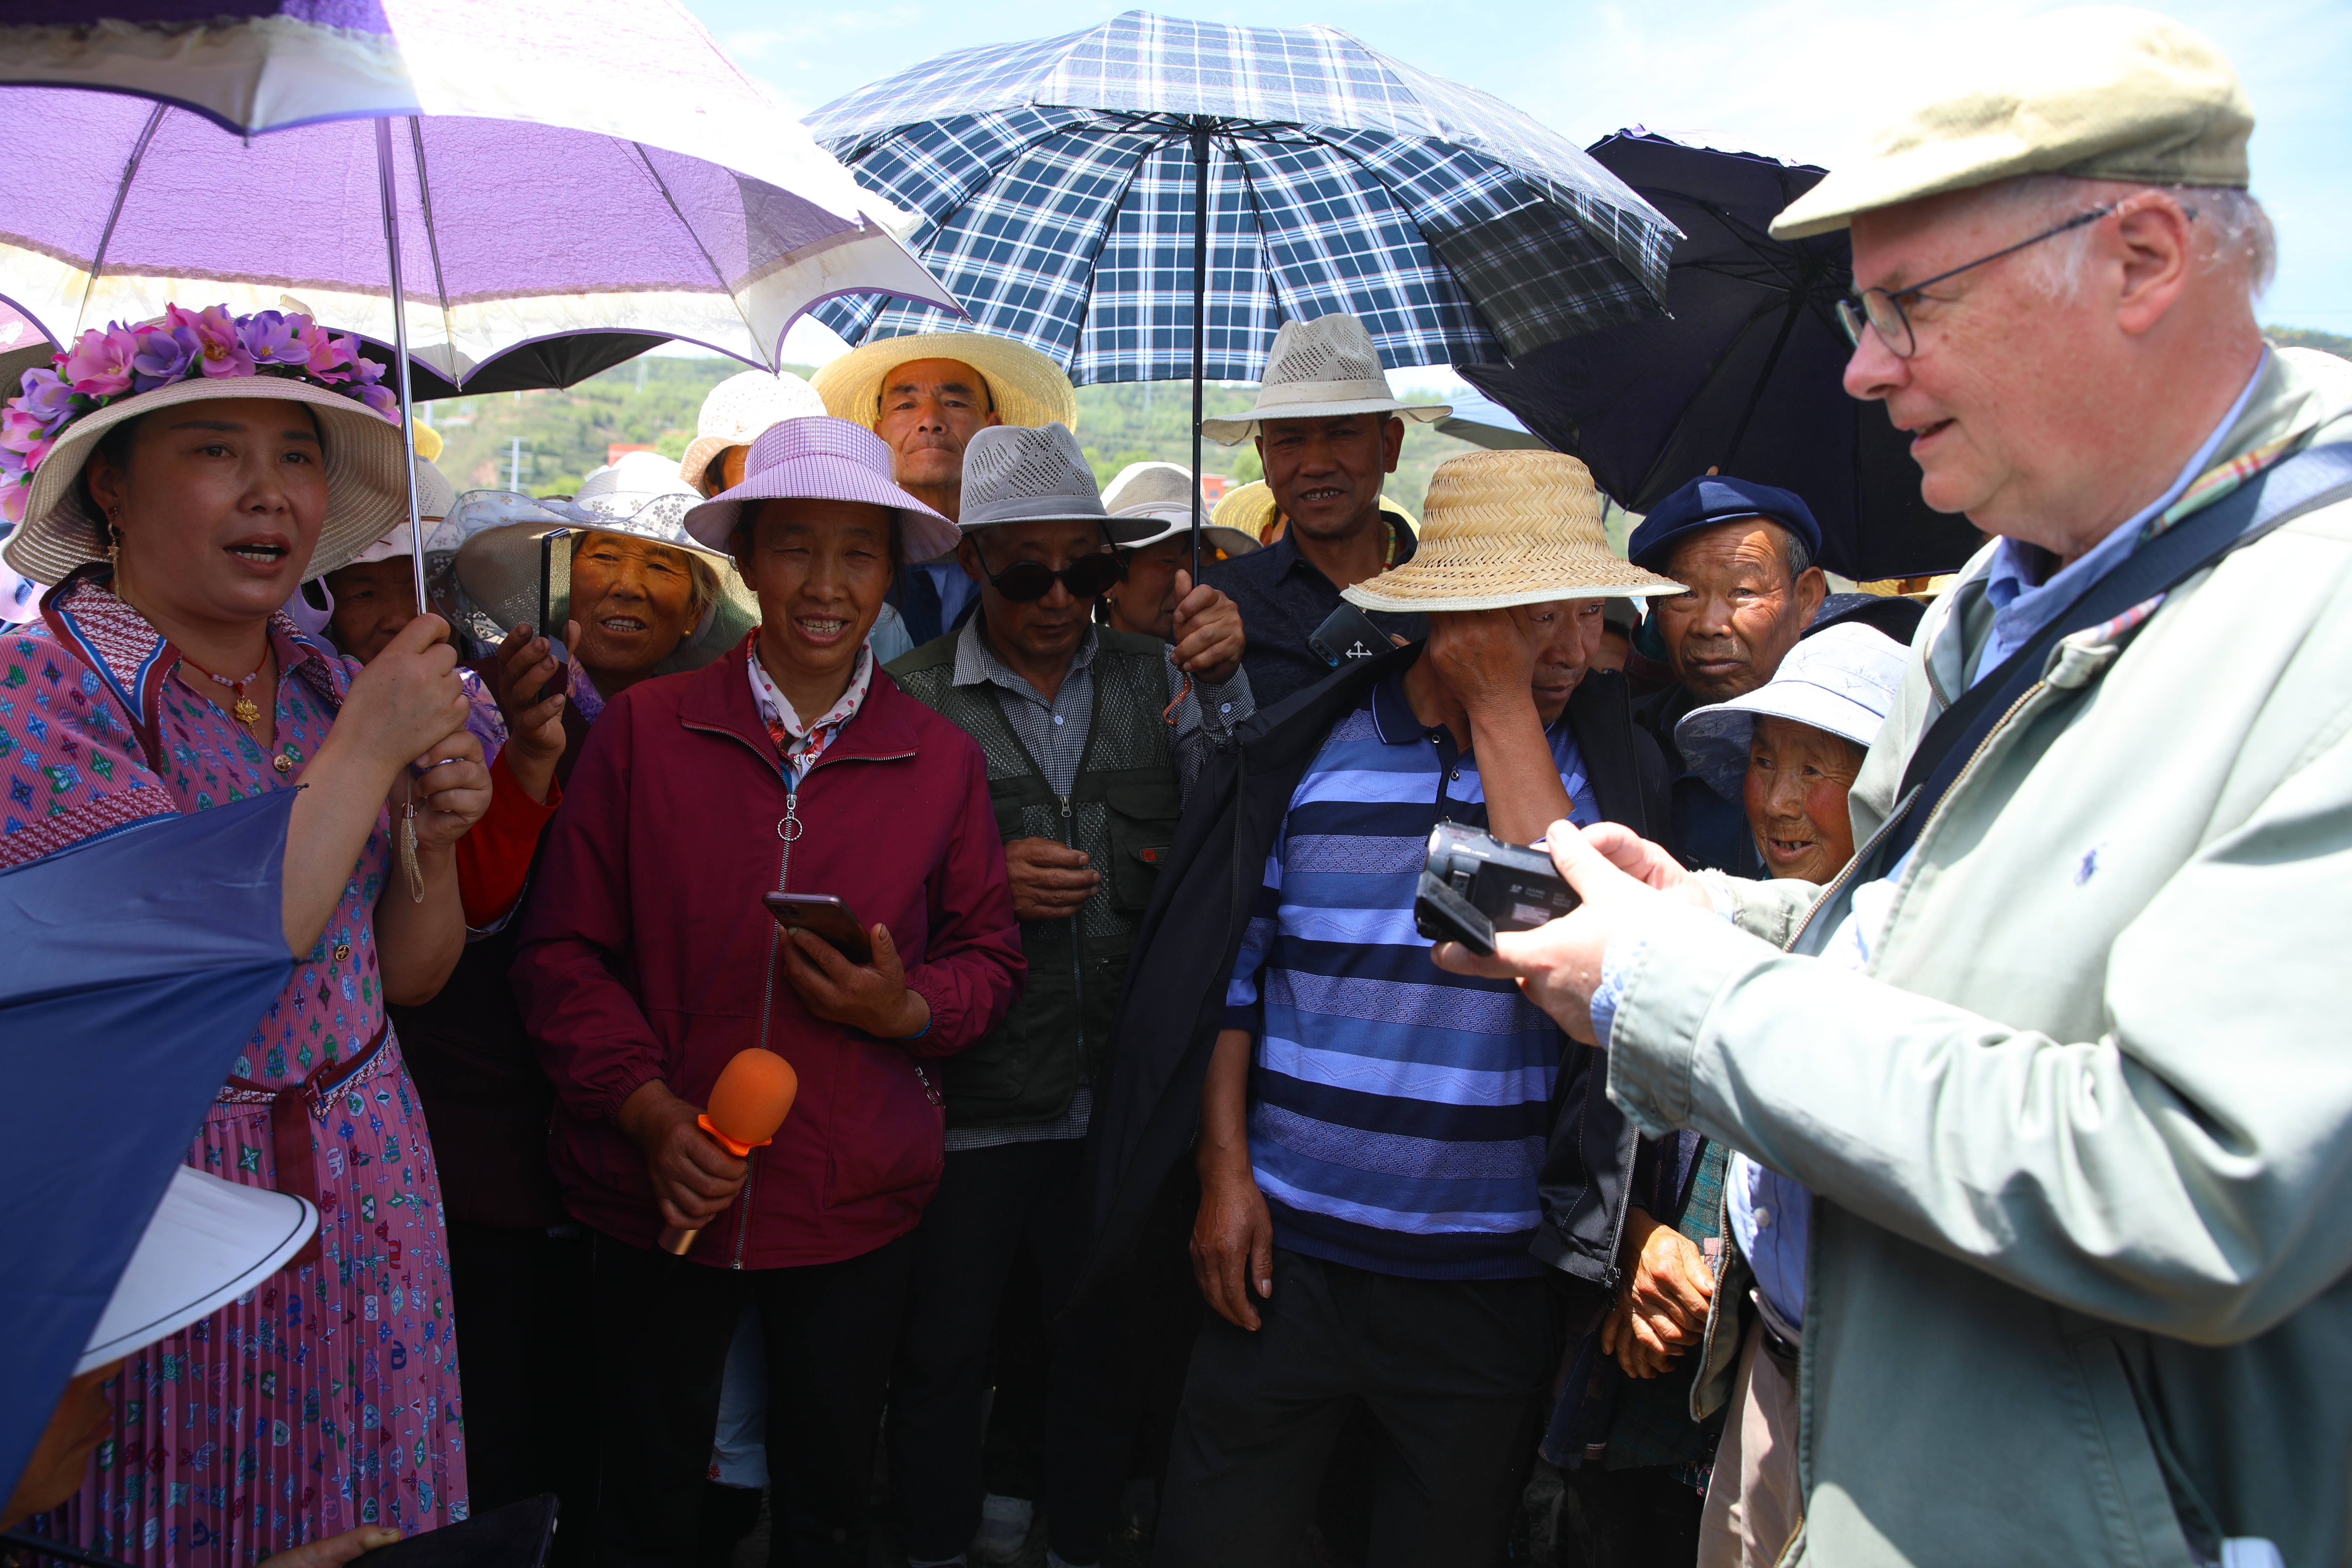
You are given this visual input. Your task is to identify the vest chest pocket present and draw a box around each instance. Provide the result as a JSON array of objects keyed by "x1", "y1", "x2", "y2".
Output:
[{"x1": 1100, "y1": 781, "x2": 1182, "y2": 915}]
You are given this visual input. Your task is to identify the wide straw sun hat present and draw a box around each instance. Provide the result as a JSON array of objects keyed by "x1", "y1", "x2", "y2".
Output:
[
  {"x1": 679, "y1": 370, "x2": 827, "y2": 493},
  {"x1": 1343, "y1": 450, "x2": 1681, "y2": 614},
  {"x1": 811, "y1": 330, "x2": 1077, "y2": 434}
]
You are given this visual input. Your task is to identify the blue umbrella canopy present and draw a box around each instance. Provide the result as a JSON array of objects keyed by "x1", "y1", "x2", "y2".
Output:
[
  {"x1": 804, "y1": 9, "x2": 1677, "y2": 384},
  {"x1": 0, "y1": 791, "x2": 296, "y2": 1508}
]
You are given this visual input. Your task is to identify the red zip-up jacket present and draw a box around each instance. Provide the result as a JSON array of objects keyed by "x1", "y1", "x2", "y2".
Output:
[{"x1": 513, "y1": 639, "x2": 1024, "y2": 1268}]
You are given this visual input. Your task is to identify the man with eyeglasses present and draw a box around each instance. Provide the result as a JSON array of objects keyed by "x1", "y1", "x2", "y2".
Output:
[
  {"x1": 1427, "y1": 11, "x2": 2352, "y2": 1567},
  {"x1": 885, "y1": 421, "x2": 1251, "y2": 1568}
]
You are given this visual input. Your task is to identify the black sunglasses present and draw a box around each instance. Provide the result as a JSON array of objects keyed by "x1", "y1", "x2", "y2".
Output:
[{"x1": 971, "y1": 538, "x2": 1125, "y2": 603}]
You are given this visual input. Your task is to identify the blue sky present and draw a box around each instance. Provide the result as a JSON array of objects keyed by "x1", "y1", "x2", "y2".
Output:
[{"x1": 675, "y1": 0, "x2": 2352, "y2": 373}]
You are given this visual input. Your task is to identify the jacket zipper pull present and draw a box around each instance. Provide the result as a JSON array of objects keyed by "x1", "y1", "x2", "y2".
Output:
[
  {"x1": 912, "y1": 1063, "x2": 943, "y2": 1107},
  {"x1": 779, "y1": 791, "x2": 802, "y2": 844}
]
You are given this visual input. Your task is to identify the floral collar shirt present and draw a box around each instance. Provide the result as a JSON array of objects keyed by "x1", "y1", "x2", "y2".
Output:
[{"x1": 748, "y1": 640, "x2": 872, "y2": 789}]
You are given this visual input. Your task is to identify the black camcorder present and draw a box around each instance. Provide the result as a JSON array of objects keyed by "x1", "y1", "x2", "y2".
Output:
[{"x1": 1413, "y1": 821, "x2": 1581, "y2": 957}]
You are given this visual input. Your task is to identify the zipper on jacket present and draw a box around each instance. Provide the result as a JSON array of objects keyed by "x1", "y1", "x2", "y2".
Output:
[
  {"x1": 1060, "y1": 793, "x2": 1084, "y2": 1054},
  {"x1": 734, "y1": 788, "x2": 799, "y2": 1270}
]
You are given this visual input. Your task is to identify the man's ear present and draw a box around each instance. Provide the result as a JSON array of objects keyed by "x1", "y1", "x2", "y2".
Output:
[
  {"x1": 1380, "y1": 414, "x2": 1404, "y2": 475},
  {"x1": 957, "y1": 534, "x2": 984, "y2": 583},
  {"x1": 2111, "y1": 194, "x2": 2198, "y2": 340},
  {"x1": 1794, "y1": 565, "x2": 1829, "y2": 624}
]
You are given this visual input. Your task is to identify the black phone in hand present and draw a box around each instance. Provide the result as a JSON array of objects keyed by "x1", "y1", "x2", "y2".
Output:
[{"x1": 1310, "y1": 602, "x2": 1393, "y2": 667}]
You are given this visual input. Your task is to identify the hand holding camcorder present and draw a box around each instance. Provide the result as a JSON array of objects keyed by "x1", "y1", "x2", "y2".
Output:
[{"x1": 1413, "y1": 821, "x2": 1581, "y2": 957}]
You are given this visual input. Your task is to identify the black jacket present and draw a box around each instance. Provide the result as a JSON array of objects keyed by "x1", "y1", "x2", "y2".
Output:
[{"x1": 1085, "y1": 645, "x2": 1671, "y2": 1294}]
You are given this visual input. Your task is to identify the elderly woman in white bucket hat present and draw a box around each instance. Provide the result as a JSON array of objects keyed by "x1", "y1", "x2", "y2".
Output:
[{"x1": 0, "y1": 303, "x2": 487, "y2": 1554}]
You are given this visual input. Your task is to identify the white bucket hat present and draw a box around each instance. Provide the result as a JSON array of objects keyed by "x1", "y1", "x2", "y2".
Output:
[
  {"x1": 79, "y1": 1166, "x2": 316, "y2": 1373},
  {"x1": 680, "y1": 370, "x2": 827, "y2": 493},
  {"x1": 575, "y1": 449, "x2": 696, "y2": 517},
  {"x1": 1101, "y1": 461, "x2": 1259, "y2": 557},
  {"x1": 956, "y1": 424, "x2": 1160, "y2": 542},
  {"x1": 1200, "y1": 314, "x2": 1452, "y2": 444},
  {"x1": 1673, "y1": 623, "x2": 1910, "y2": 799}
]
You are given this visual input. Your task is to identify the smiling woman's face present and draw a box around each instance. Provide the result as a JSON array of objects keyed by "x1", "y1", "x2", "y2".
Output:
[
  {"x1": 1744, "y1": 714, "x2": 1865, "y2": 882},
  {"x1": 569, "y1": 530, "x2": 703, "y2": 692}
]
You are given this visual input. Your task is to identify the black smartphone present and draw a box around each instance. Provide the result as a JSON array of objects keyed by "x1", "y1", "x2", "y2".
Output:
[
  {"x1": 764, "y1": 892, "x2": 874, "y2": 965},
  {"x1": 537, "y1": 527, "x2": 573, "y2": 645},
  {"x1": 1310, "y1": 601, "x2": 1393, "y2": 667}
]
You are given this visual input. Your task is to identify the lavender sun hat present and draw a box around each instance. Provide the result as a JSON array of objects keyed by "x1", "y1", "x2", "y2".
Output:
[
  {"x1": 683, "y1": 415, "x2": 957, "y2": 561},
  {"x1": 1674, "y1": 622, "x2": 1909, "y2": 799}
]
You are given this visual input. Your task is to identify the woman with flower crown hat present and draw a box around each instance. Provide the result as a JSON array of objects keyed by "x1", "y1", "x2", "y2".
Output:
[{"x1": 0, "y1": 304, "x2": 489, "y2": 1558}]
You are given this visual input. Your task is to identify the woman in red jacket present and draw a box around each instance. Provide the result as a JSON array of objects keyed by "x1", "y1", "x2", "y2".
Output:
[{"x1": 512, "y1": 417, "x2": 1024, "y2": 1566}]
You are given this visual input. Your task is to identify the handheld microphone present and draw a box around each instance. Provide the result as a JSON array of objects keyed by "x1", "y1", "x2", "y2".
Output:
[{"x1": 658, "y1": 1049, "x2": 799, "y2": 1256}]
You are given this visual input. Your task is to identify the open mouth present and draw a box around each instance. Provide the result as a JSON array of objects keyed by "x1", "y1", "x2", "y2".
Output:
[
  {"x1": 1294, "y1": 485, "x2": 1347, "y2": 506},
  {"x1": 1766, "y1": 836, "x2": 1816, "y2": 858},
  {"x1": 1909, "y1": 417, "x2": 1954, "y2": 449},
  {"x1": 794, "y1": 617, "x2": 849, "y2": 639},
  {"x1": 596, "y1": 615, "x2": 647, "y2": 634},
  {"x1": 225, "y1": 541, "x2": 289, "y2": 564}
]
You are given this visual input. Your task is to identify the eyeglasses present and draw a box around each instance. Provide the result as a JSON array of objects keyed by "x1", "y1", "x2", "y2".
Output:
[
  {"x1": 1835, "y1": 206, "x2": 2114, "y2": 359},
  {"x1": 971, "y1": 538, "x2": 1125, "y2": 603}
]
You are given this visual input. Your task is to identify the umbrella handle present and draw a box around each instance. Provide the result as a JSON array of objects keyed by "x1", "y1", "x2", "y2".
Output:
[{"x1": 375, "y1": 118, "x2": 430, "y2": 632}]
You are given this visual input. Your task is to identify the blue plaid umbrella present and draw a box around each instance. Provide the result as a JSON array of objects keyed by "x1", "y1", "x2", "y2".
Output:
[{"x1": 805, "y1": 10, "x2": 1676, "y2": 569}]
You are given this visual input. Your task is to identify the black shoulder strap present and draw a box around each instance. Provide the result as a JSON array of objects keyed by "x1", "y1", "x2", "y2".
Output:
[{"x1": 1874, "y1": 442, "x2": 2352, "y2": 873}]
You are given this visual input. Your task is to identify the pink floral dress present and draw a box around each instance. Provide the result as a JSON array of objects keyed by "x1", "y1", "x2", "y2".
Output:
[{"x1": 5, "y1": 573, "x2": 468, "y2": 1562}]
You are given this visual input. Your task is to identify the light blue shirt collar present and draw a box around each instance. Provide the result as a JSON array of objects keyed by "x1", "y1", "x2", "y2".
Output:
[{"x1": 1977, "y1": 351, "x2": 2267, "y2": 677}]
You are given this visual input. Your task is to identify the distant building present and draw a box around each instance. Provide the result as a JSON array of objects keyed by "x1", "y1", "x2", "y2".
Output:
[{"x1": 607, "y1": 441, "x2": 657, "y2": 465}]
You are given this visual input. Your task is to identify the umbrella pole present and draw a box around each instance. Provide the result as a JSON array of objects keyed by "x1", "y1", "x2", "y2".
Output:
[
  {"x1": 374, "y1": 118, "x2": 429, "y2": 622},
  {"x1": 1189, "y1": 120, "x2": 1210, "y2": 587}
]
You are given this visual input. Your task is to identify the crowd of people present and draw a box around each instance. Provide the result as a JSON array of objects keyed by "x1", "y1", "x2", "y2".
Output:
[{"x1": 4, "y1": 10, "x2": 2350, "y2": 1568}]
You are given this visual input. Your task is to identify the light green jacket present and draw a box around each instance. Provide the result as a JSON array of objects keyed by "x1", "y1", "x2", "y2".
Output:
[{"x1": 1605, "y1": 349, "x2": 2352, "y2": 1566}]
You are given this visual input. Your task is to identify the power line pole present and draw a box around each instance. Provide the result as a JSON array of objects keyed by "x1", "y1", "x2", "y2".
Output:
[{"x1": 509, "y1": 438, "x2": 522, "y2": 490}]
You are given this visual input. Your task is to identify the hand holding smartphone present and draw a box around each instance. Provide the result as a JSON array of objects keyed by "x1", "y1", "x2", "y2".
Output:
[{"x1": 764, "y1": 893, "x2": 875, "y2": 966}]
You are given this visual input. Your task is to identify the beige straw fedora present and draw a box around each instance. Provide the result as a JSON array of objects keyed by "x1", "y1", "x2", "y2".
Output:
[
  {"x1": 2, "y1": 376, "x2": 409, "y2": 587},
  {"x1": 811, "y1": 330, "x2": 1077, "y2": 434},
  {"x1": 1342, "y1": 450, "x2": 1682, "y2": 614}
]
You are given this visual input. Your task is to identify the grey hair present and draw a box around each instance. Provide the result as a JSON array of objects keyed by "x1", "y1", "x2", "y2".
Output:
[
  {"x1": 1780, "y1": 528, "x2": 1814, "y2": 581},
  {"x1": 1977, "y1": 173, "x2": 2276, "y2": 306}
]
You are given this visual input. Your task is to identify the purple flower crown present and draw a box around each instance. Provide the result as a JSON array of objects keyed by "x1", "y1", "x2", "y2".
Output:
[{"x1": 0, "y1": 303, "x2": 400, "y2": 525}]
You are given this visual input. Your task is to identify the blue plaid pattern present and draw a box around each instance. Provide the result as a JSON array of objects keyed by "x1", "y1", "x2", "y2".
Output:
[{"x1": 807, "y1": 14, "x2": 1674, "y2": 385}]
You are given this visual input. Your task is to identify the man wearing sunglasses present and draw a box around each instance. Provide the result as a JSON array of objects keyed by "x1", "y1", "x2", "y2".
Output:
[
  {"x1": 1426, "y1": 11, "x2": 2352, "y2": 1567},
  {"x1": 885, "y1": 420, "x2": 1250, "y2": 1568}
]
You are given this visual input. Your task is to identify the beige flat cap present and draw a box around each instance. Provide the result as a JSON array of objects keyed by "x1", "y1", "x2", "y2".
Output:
[{"x1": 1772, "y1": 7, "x2": 2252, "y2": 240}]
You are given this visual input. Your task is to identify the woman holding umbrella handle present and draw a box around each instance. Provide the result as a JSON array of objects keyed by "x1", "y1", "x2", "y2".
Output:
[{"x1": 0, "y1": 303, "x2": 487, "y2": 1557}]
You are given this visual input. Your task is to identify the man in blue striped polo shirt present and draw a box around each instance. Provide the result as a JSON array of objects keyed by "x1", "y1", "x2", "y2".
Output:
[{"x1": 1154, "y1": 450, "x2": 1683, "y2": 1567}]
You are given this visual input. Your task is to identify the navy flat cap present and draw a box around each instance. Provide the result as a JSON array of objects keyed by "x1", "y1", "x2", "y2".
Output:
[{"x1": 1628, "y1": 475, "x2": 1823, "y2": 574}]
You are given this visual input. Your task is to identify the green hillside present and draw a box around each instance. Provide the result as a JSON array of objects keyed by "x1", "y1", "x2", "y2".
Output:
[
  {"x1": 428, "y1": 354, "x2": 1483, "y2": 517},
  {"x1": 2268, "y1": 325, "x2": 2352, "y2": 358}
]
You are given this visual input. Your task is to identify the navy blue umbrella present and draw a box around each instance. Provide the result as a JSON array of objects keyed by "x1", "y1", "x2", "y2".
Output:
[
  {"x1": 0, "y1": 791, "x2": 295, "y2": 1507},
  {"x1": 1460, "y1": 131, "x2": 1983, "y2": 581}
]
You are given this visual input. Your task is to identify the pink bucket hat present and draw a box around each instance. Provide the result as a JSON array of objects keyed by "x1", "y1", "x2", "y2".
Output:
[{"x1": 682, "y1": 415, "x2": 958, "y2": 562}]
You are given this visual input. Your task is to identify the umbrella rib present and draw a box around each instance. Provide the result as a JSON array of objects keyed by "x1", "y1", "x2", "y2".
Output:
[
  {"x1": 625, "y1": 139, "x2": 764, "y2": 365},
  {"x1": 75, "y1": 102, "x2": 168, "y2": 338},
  {"x1": 405, "y1": 118, "x2": 463, "y2": 388}
]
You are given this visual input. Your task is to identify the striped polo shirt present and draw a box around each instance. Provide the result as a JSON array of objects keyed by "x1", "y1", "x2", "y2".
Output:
[{"x1": 1224, "y1": 670, "x2": 1599, "y2": 1279}]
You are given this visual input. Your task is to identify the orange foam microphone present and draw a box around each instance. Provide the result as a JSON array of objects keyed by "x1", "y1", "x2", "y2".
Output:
[{"x1": 658, "y1": 1048, "x2": 799, "y2": 1256}]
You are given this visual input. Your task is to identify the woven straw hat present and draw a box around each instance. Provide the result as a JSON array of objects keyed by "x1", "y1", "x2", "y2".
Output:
[
  {"x1": 1342, "y1": 450, "x2": 1681, "y2": 614},
  {"x1": 680, "y1": 370, "x2": 827, "y2": 493},
  {"x1": 1200, "y1": 314, "x2": 1450, "y2": 444},
  {"x1": 811, "y1": 330, "x2": 1077, "y2": 434},
  {"x1": 957, "y1": 424, "x2": 1159, "y2": 542},
  {"x1": 1, "y1": 376, "x2": 408, "y2": 587}
]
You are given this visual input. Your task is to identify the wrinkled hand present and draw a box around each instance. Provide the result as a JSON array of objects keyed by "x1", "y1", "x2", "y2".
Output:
[
  {"x1": 1426, "y1": 605, "x2": 1541, "y2": 716},
  {"x1": 616, "y1": 1080, "x2": 747, "y2": 1232},
  {"x1": 1004, "y1": 836, "x2": 1097, "y2": 922},
  {"x1": 492, "y1": 621, "x2": 577, "y2": 766},
  {"x1": 258, "y1": 1526, "x2": 404, "y2": 1568},
  {"x1": 1191, "y1": 1162, "x2": 1275, "y2": 1331},
  {"x1": 341, "y1": 615, "x2": 469, "y2": 777},
  {"x1": 1602, "y1": 1209, "x2": 1715, "y2": 1379},
  {"x1": 397, "y1": 728, "x2": 490, "y2": 855},
  {"x1": 1169, "y1": 570, "x2": 1244, "y2": 685},
  {"x1": 782, "y1": 923, "x2": 929, "y2": 1040},
  {"x1": 1430, "y1": 820, "x2": 1692, "y2": 1043}
]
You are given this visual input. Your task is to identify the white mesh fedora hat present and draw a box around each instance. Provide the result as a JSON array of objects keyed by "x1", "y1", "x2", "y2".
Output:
[
  {"x1": 956, "y1": 424, "x2": 1159, "y2": 543},
  {"x1": 1343, "y1": 449, "x2": 1681, "y2": 614},
  {"x1": 679, "y1": 370, "x2": 827, "y2": 494},
  {"x1": 1200, "y1": 313, "x2": 1451, "y2": 444},
  {"x1": 1101, "y1": 460, "x2": 1259, "y2": 557}
]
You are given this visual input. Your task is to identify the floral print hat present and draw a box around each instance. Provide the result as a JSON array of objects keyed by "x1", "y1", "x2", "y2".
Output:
[{"x1": 0, "y1": 303, "x2": 410, "y2": 587}]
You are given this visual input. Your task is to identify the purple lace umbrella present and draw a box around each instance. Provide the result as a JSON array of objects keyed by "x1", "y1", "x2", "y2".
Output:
[{"x1": 0, "y1": 0, "x2": 960, "y2": 604}]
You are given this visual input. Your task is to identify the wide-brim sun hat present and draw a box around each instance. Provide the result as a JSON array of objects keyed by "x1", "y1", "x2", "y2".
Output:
[
  {"x1": 955, "y1": 423, "x2": 1158, "y2": 544},
  {"x1": 1200, "y1": 314, "x2": 1451, "y2": 444},
  {"x1": 1342, "y1": 449, "x2": 1682, "y2": 614},
  {"x1": 79, "y1": 1166, "x2": 315, "y2": 1374},
  {"x1": 453, "y1": 488, "x2": 757, "y2": 674},
  {"x1": 3, "y1": 376, "x2": 408, "y2": 588},
  {"x1": 575, "y1": 449, "x2": 696, "y2": 517},
  {"x1": 682, "y1": 414, "x2": 960, "y2": 562},
  {"x1": 1210, "y1": 478, "x2": 1415, "y2": 546},
  {"x1": 1112, "y1": 503, "x2": 1261, "y2": 559},
  {"x1": 811, "y1": 330, "x2": 1078, "y2": 434},
  {"x1": 680, "y1": 370, "x2": 828, "y2": 493},
  {"x1": 1099, "y1": 458, "x2": 1258, "y2": 555},
  {"x1": 1673, "y1": 622, "x2": 1910, "y2": 799}
]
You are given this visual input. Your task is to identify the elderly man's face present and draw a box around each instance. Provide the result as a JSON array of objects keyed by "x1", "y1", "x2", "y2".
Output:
[
  {"x1": 962, "y1": 517, "x2": 1115, "y2": 673},
  {"x1": 876, "y1": 357, "x2": 1001, "y2": 495},
  {"x1": 1654, "y1": 519, "x2": 1826, "y2": 703},
  {"x1": 1745, "y1": 714, "x2": 1865, "y2": 883},
  {"x1": 1256, "y1": 413, "x2": 1402, "y2": 544}
]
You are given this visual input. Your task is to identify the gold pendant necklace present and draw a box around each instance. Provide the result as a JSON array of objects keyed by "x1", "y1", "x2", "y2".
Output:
[{"x1": 182, "y1": 653, "x2": 268, "y2": 727}]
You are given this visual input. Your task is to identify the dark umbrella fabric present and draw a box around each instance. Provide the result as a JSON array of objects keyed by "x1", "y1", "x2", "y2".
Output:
[
  {"x1": 802, "y1": 10, "x2": 1675, "y2": 384},
  {"x1": 1459, "y1": 131, "x2": 1982, "y2": 581},
  {"x1": 0, "y1": 791, "x2": 296, "y2": 1506}
]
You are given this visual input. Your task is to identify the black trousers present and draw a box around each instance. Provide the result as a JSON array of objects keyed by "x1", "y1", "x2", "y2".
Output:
[
  {"x1": 446, "y1": 1221, "x2": 597, "y2": 1564},
  {"x1": 891, "y1": 1140, "x2": 1137, "y2": 1564},
  {"x1": 589, "y1": 1228, "x2": 912, "y2": 1568},
  {"x1": 1155, "y1": 1247, "x2": 1562, "y2": 1568}
]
